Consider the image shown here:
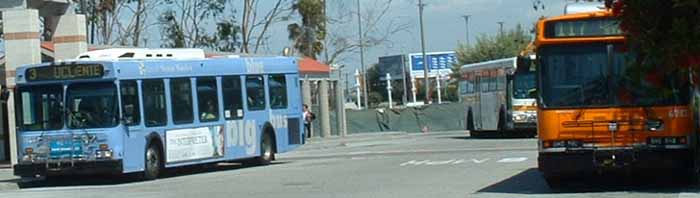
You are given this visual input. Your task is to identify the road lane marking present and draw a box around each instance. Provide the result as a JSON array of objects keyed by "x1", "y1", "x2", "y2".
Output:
[
  {"x1": 452, "y1": 159, "x2": 467, "y2": 164},
  {"x1": 400, "y1": 160, "x2": 430, "y2": 166},
  {"x1": 497, "y1": 157, "x2": 528, "y2": 163},
  {"x1": 400, "y1": 157, "x2": 527, "y2": 166},
  {"x1": 425, "y1": 159, "x2": 456, "y2": 165}
]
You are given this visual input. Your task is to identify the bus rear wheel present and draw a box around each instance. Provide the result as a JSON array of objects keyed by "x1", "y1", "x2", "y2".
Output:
[
  {"x1": 254, "y1": 132, "x2": 275, "y2": 165},
  {"x1": 144, "y1": 144, "x2": 162, "y2": 180}
]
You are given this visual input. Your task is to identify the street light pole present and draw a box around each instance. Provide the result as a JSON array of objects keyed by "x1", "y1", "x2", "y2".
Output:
[
  {"x1": 418, "y1": 0, "x2": 430, "y2": 104},
  {"x1": 497, "y1": 21, "x2": 504, "y2": 35},
  {"x1": 462, "y1": 15, "x2": 470, "y2": 46},
  {"x1": 357, "y1": 0, "x2": 369, "y2": 108}
]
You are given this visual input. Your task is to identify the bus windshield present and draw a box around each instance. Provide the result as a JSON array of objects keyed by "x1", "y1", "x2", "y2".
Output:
[
  {"x1": 513, "y1": 72, "x2": 535, "y2": 99},
  {"x1": 67, "y1": 82, "x2": 119, "y2": 129},
  {"x1": 18, "y1": 85, "x2": 64, "y2": 131},
  {"x1": 539, "y1": 44, "x2": 689, "y2": 108}
]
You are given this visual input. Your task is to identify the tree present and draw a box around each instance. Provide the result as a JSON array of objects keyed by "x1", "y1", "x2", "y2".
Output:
[
  {"x1": 160, "y1": 0, "x2": 240, "y2": 51},
  {"x1": 452, "y1": 25, "x2": 531, "y2": 73},
  {"x1": 322, "y1": 0, "x2": 410, "y2": 65},
  {"x1": 450, "y1": 25, "x2": 531, "y2": 95},
  {"x1": 287, "y1": 0, "x2": 326, "y2": 59},
  {"x1": 72, "y1": 0, "x2": 165, "y2": 46},
  {"x1": 611, "y1": 0, "x2": 700, "y2": 77},
  {"x1": 239, "y1": 0, "x2": 294, "y2": 54}
]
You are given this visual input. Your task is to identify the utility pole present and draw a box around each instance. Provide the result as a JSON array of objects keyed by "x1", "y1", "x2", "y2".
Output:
[
  {"x1": 497, "y1": 21, "x2": 504, "y2": 35},
  {"x1": 462, "y1": 15, "x2": 470, "y2": 46},
  {"x1": 357, "y1": 0, "x2": 369, "y2": 108},
  {"x1": 418, "y1": 0, "x2": 430, "y2": 104}
]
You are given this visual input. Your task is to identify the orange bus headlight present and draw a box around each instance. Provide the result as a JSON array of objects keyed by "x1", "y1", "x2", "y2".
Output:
[{"x1": 645, "y1": 119, "x2": 664, "y2": 131}]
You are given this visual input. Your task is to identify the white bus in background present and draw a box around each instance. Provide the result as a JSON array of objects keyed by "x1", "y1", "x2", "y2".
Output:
[{"x1": 459, "y1": 57, "x2": 537, "y2": 138}]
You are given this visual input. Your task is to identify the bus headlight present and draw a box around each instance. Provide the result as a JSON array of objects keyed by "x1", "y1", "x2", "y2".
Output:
[
  {"x1": 96, "y1": 150, "x2": 113, "y2": 159},
  {"x1": 95, "y1": 144, "x2": 113, "y2": 159},
  {"x1": 645, "y1": 119, "x2": 664, "y2": 131}
]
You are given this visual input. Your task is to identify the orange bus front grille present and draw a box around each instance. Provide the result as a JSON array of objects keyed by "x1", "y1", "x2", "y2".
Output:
[{"x1": 560, "y1": 120, "x2": 646, "y2": 147}]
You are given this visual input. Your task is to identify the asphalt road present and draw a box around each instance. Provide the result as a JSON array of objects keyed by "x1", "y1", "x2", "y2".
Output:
[{"x1": 2, "y1": 131, "x2": 700, "y2": 198}]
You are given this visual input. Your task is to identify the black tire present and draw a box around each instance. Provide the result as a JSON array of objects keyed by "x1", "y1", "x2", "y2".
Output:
[
  {"x1": 466, "y1": 110, "x2": 474, "y2": 131},
  {"x1": 143, "y1": 144, "x2": 162, "y2": 180},
  {"x1": 497, "y1": 107, "x2": 507, "y2": 132},
  {"x1": 253, "y1": 132, "x2": 275, "y2": 165}
]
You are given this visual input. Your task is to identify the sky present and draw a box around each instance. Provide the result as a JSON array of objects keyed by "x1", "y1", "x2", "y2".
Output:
[
  {"x1": 270, "y1": 0, "x2": 570, "y2": 75},
  {"x1": 1, "y1": 0, "x2": 573, "y2": 77}
]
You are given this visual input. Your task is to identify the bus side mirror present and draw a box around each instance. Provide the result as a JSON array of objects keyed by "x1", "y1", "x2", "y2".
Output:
[{"x1": 516, "y1": 56, "x2": 532, "y2": 74}]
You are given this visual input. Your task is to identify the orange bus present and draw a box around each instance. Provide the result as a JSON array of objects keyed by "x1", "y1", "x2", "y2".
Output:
[{"x1": 534, "y1": 9, "x2": 695, "y2": 187}]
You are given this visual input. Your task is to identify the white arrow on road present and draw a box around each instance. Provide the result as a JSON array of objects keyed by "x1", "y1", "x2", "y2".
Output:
[{"x1": 471, "y1": 158, "x2": 489, "y2": 163}]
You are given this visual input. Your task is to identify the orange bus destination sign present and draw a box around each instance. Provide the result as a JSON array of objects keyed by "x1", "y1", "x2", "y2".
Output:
[{"x1": 26, "y1": 64, "x2": 105, "y2": 81}]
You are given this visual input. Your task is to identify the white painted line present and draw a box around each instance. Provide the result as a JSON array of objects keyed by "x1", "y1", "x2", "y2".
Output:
[
  {"x1": 425, "y1": 159, "x2": 456, "y2": 165},
  {"x1": 497, "y1": 157, "x2": 528, "y2": 163},
  {"x1": 471, "y1": 158, "x2": 489, "y2": 163},
  {"x1": 400, "y1": 160, "x2": 429, "y2": 166},
  {"x1": 451, "y1": 159, "x2": 467, "y2": 164}
]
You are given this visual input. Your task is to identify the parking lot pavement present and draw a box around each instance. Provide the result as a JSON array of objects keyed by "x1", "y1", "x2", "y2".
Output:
[{"x1": 1, "y1": 131, "x2": 699, "y2": 198}]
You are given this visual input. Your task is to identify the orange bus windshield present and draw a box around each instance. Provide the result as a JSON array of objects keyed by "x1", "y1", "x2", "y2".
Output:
[{"x1": 538, "y1": 43, "x2": 689, "y2": 108}]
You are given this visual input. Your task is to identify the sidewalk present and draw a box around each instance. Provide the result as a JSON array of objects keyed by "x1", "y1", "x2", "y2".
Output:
[{"x1": 0, "y1": 168, "x2": 19, "y2": 191}]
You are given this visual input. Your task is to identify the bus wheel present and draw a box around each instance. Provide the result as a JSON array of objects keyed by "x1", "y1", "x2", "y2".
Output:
[
  {"x1": 256, "y1": 132, "x2": 275, "y2": 165},
  {"x1": 144, "y1": 144, "x2": 162, "y2": 180},
  {"x1": 466, "y1": 110, "x2": 474, "y2": 131}
]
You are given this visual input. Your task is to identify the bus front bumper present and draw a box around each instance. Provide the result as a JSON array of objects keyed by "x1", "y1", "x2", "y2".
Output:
[
  {"x1": 538, "y1": 148, "x2": 691, "y2": 175},
  {"x1": 13, "y1": 159, "x2": 123, "y2": 177}
]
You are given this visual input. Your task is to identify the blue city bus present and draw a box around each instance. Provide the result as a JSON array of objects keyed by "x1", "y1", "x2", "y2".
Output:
[{"x1": 12, "y1": 56, "x2": 304, "y2": 179}]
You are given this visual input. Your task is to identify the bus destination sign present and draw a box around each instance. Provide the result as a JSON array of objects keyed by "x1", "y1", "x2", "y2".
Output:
[
  {"x1": 545, "y1": 18, "x2": 622, "y2": 38},
  {"x1": 26, "y1": 64, "x2": 104, "y2": 81}
]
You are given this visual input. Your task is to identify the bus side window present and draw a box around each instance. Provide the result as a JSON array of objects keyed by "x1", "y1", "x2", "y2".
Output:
[
  {"x1": 268, "y1": 74, "x2": 288, "y2": 109},
  {"x1": 170, "y1": 78, "x2": 194, "y2": 124},
  {"x1": 480, "y1": 77, "x2": 489, "y2": 93},
  {"x1": 143, "y1": 80, "x2": 167, "y2": 127},
  {"x1": 120, "y1": 80, "x2": 140, "y2": 126},
  {"x1": 222, "y1": 76, "x2": 244, "y2": 119},
  {"x1": 246, "y1": 75, "x2": 266, "y2": 111},
  {"x1": 197, "y1": 77, "x2": 219, "y2": 122}
]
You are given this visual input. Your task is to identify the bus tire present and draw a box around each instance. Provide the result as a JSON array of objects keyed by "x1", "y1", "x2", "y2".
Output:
[
  {"x1": 144, "y1": 143, "x2": 163, "y2": 180},
  {"x1": 254, "y1": 131, "x2": 275, "y2": 165},
  {"x1": 497, "y1": 107, "x2": 507, "y2": 134},
  {"x1": 466, "y1": 110, "x2": 474, "y2": 131}
]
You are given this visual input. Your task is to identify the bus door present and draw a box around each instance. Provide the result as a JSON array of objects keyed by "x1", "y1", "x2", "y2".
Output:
[
  {"x1": 244, "y1": 75, "x2": 269, "y2": 156},
  {"x1": 474, "y1": 75, "x2": 483, "y2": 130},
  {"x1": 267, "y1": 74, "x2": 302, "y2": 152},
  {"x1": 480, "y1": 74, "x2": 499, "y2": 131},
  {"x1": 119, "y1": 80, "x2": 153, "y2": 173}
]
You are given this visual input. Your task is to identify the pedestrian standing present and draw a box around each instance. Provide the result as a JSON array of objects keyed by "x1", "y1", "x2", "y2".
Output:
[{"x1": 303, "y1": 104, "x2": 315, "y2": 138}]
